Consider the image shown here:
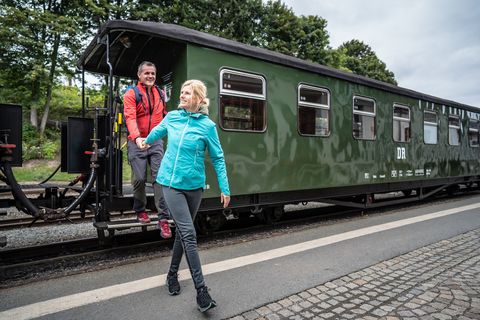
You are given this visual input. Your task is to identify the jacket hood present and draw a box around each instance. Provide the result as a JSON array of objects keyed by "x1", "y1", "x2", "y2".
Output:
[{"x1": 178, "y1": 105, "x2": 209, "y2": 116}]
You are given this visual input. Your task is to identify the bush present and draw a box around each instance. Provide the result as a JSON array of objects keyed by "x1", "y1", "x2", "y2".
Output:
[
  {"x1": 41, "y1": 140, "x2": 58, "y2": 159},
  {"x1": 22, "y1": 123, "x2": 60, "y2": 160}
]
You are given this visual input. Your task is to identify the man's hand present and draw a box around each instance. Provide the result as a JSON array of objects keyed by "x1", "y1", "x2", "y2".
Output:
[{"x1": 136, "y1": 138, "x2": 149, "y2": 150}]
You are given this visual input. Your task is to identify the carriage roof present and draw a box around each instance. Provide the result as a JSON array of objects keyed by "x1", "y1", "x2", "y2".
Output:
[{"x1": 78, "y1": 20, "x2": 476, "y2": 112}]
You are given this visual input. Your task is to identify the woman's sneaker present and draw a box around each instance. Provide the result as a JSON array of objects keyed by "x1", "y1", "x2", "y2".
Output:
[
  {"x1": 196, "y1": 286, "x2": 217, "y2": 312},
  {"x1": 158, "y1": 219, "x2": 172, "y2": 238},
  {"x1": 166, "y1": 273, "x2": 180, "y2": 295}
]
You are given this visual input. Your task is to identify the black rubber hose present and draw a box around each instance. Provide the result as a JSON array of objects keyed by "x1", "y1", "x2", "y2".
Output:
[
  {"x1": 39, "y1": 164, "x2": 61, "y2": 185},
  {"x1": 1, "y1": 162, "x2": 40, "y2": 217},
  {"x1": 60, "y1": 167, "x2": 96, "y2": 215}
]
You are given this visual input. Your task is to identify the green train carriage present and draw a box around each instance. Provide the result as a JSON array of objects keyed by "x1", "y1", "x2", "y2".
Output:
[{"x1": 78, "y1": 20, "x2": 480, "y2": 231}]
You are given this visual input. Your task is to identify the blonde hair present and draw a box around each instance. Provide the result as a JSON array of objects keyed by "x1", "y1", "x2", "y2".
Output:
[{"x1": 180, "y1": 79, "x2": 210, "y2": 114}]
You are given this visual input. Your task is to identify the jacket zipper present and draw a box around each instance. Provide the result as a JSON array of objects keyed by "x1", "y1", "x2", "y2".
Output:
[
  {"x1": 193, "y1": 145, "x2": 198, "y2": 167},
  {"x1": 170, "y1": 116, "x2": 191, "y2": 187}
]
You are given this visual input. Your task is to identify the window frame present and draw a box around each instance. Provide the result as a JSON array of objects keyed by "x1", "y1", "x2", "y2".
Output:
[
  {"x1": 468, "y1": 118, "x2": 479, "y2": 147},
  {"x1": 423, "y1": 110, "x2": 438, "y2": 145},
  {"x1": 352, "y1": 95, "x2": 376, "y2": 141},
  {"x1": 297, "y1": 83, "x2": 331, "y2": 137},
  {"x1": 219, "y1": 68, "x2": 266, "y2": 99},
  {"x1": 219, "y1": 68, "x2": 267, "y2": 133},
  {"x1": 392, "y1": 104, "x2": 411, "y2": 143},
  {"x1": 448, "y1": 115, "x2": 461, "y2": 146}
]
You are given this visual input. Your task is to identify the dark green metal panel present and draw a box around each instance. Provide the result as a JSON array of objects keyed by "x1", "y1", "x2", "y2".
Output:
[{"x1": 180, "y1": 44, "x2": 480, "y2": 199}]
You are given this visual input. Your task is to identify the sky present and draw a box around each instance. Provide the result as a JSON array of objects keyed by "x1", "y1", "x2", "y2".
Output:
[{"x1": 280, "y1": 0, "x2": 480, "y2": 107}]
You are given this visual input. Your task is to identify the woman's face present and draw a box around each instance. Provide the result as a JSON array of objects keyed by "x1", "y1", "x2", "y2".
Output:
[{"x1": 179, "y1": 85, "x2": 197, "y2": 112}]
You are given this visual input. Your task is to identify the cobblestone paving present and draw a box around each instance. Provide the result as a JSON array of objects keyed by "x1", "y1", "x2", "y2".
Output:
[{"x1": 227, "y1": 229, "x2": 480, "y2": 320}]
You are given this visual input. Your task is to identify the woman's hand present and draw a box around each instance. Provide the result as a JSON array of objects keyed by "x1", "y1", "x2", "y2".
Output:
[
  {"x1": 136, "y1": 138, "x2": 150, "y2": 150},
  {"x1": 220, "y1": 193, "x2": 230, "y2": 208}
]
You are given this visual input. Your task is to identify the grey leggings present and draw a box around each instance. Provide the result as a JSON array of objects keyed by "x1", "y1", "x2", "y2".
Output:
[{"x1": 162, "y1": 186, "x2": 205, "y2": 289}]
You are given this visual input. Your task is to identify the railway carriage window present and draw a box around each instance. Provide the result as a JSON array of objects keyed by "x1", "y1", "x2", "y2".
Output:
[
  {"x1": 353, "y1": 96, "x2": 376, "y2": 140},
  {"x1": 393, "y1": 105, "x2": 411, "y2": 143},
  {"x1": 219, "y1": 69, "x2": 266, "y2": 132},
  {"x1": 448, "y1": 116, "x2": 461, "y2": 146},
  {"x1": 298, "y1": 85, "x2": 330, "y2": 136},
  {"x1": 423, "y1": 111, "x2": 438, "y2": 144},
  {"x1": 468, "y1": 119, "x2": 479, "y2": 147}
]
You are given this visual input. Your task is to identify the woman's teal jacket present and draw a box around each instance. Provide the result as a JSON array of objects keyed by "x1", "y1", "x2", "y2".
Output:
[{"x1": 145, "y1": 108, "x2": 230, "y2": 195}]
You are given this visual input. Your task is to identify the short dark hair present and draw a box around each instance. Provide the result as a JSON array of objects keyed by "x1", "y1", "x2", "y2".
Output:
[{"x1": 137, "y1": 61, "x2": 156, "y2": 75}]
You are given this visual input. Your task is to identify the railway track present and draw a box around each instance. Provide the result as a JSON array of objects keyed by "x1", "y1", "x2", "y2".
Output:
[
  {"x1": 0, "y1": 211, "x2": 135, "y2": 230},
  {"x1": 0, "y1": 203, "x2": 360, "y2": 287},
  {"x1": 1, "y1": 190, "x2": 478, "y2": 288}
]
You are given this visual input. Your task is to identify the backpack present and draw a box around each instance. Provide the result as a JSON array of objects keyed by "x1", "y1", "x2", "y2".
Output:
[
  {"x1": 128, "y1": 84, "x2": 166, "y2": 107},
  {"x1": 121, "y1": 84, "x2": 167, "y2": 138}
]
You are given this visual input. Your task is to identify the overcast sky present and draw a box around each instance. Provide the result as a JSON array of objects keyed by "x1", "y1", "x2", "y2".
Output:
[{"x1": 280, "y1": 0, "x2": 480, "y2": 107}]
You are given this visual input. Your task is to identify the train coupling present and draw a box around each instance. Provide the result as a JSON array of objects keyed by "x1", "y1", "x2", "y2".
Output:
[{"x1": 37, "y1": 207, "x2": 68, "y2": 221}]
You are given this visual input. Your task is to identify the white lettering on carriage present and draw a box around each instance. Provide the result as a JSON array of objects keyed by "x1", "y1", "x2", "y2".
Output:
[{"x1": 396, "y1": 147, "x2": 406, "y2": 160}]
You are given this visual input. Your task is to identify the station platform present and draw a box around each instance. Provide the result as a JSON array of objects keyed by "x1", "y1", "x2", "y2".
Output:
[{"x1": 228, "y1": 228, "x2": 480, "y2": 320}]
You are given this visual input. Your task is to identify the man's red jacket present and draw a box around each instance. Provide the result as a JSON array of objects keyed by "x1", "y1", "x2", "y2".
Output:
[{"x1": 124, "y1": 83, "x2": 167, "y2": 141}]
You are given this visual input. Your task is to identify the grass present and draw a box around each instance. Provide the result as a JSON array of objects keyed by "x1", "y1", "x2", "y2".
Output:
[{"x1": 12, "y1": 164, "x2": 76, "y2": 182}]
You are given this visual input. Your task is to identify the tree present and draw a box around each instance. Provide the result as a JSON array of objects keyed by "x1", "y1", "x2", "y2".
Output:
[
  {"x1": 257, "y1": 0, "x2": 300, "y2": 55},
  {"x1": 295, "y1": 15, "x2": 330, "y2": 65},
  {"x1": 0, "y1": 0, "x2": 91, "y2": 136},
  {"x1": 334, "y1": 39, "x2": 397, "y2": 85}
]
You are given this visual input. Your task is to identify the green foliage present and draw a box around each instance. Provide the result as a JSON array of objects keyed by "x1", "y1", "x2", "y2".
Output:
[
  {"x1": 296, "y1": 15, "x2": 330, "y2": 65},
  {"x1": 0, "y1": 0, "x2": 93, "y2": 134},
  {"x1": 41, "y1": 140, "x2": 59, "y2": 159},
  {"x1": 22, "y1": 123, "x2": 60, "y2": 160},
  {"x1": 334, "y1": 40, "x2": 398, "y2": 85},
  {"x1": 259, "y1": 1, "x2": 301, "y2": 55},
  {"x1": 49, "y1": 85, "x2": 104, "y2": 120}
]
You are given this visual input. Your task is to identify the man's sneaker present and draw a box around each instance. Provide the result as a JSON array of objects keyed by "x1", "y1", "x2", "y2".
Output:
[
  {"x1": 196, "y1": 286, "x2": 217, "y2": 312},
  {"x1": 136, "y1": 211, "x2": 151, "y2": 223},
  {"x1": 158, "y1": 219, "x2": 172, "y2": 238},
  {"x1": 166, "y1": 273, "x2": 181, "y2": 296}
]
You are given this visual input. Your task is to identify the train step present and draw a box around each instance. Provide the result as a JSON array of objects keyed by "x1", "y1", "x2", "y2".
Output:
[{"x1": 93, "y1": 218, "x2": 174, "y2": 230}]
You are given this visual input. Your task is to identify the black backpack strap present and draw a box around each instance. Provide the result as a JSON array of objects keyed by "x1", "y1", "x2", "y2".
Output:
[
  {"x1": 132, "y1": 86, "x2": 142, "y2": 105},
  {"x1": 131, "y1": 85, "x2": 165, "y2": 115}
]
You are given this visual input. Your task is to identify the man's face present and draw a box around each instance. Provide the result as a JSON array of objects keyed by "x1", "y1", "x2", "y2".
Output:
[{"x1": 138, "y1": 65, "x2": 156, "y2": 88}]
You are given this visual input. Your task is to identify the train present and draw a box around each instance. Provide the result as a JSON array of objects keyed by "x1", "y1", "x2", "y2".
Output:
[{"x1": 1, "y1": 20, "x2": 479, "y2": 243}]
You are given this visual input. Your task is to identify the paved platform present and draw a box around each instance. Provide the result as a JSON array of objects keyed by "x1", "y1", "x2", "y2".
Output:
[{"x1": 228, "y1": 228, "x2": 480, "y2": 320}]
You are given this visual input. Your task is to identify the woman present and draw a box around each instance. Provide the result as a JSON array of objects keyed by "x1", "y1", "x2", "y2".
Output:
[{"x1": 143, "y1": 79, "x2": 230, "y2": 312}]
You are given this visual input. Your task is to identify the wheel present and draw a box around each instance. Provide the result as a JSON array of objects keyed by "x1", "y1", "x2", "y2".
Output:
[
  {"x1": 362, "y1": 194, "x2": 374, "y2": 206},
  {"x1": 195, "y1": 212, "x2": 226, "y2": 235},
  {"x1": 258, "y1": 206, "x2": 284, "y2": 224},
  {"x1": 446, "y1": 185, "x2": 459, "y2": 195}
]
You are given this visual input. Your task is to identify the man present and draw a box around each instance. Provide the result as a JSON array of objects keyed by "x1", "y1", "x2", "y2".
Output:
[{"x1": 124, "y1": 61, "x2": 172, "y2": 239}]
